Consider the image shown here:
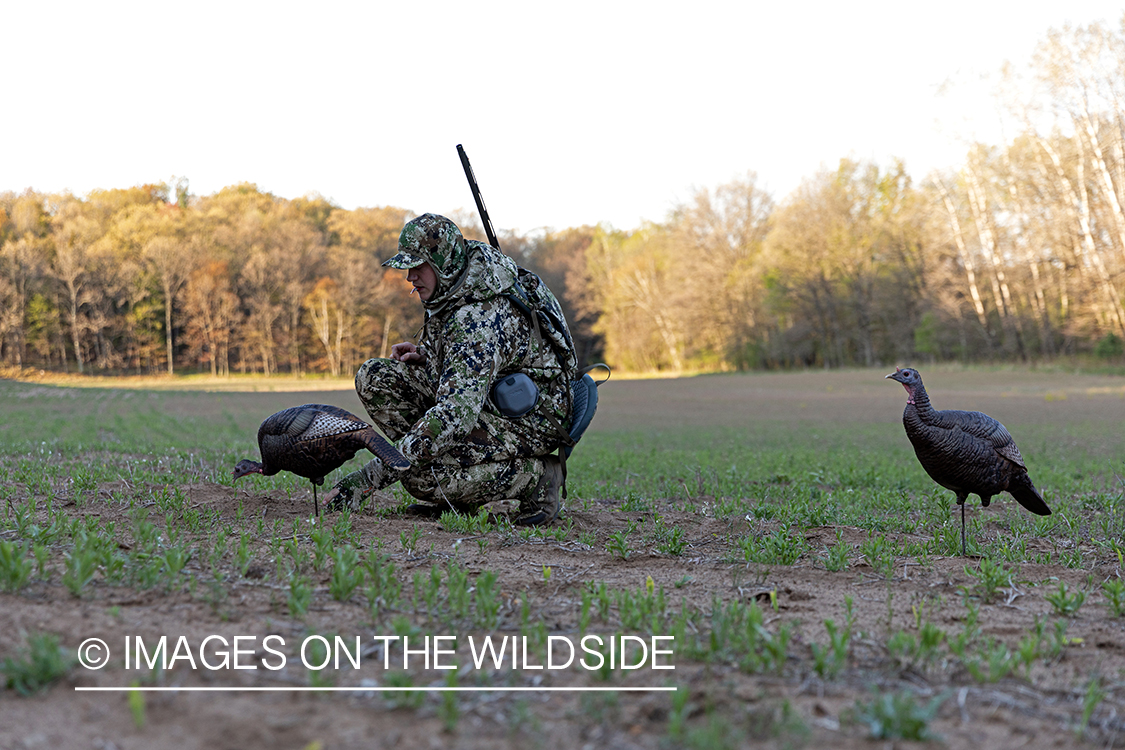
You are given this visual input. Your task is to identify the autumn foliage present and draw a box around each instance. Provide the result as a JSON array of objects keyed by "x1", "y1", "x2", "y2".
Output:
[{"x1": 4, "y1": 23, "x2": 1125, "y2": 376}]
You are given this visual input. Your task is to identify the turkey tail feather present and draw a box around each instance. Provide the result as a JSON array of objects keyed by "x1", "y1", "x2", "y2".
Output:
[
  {"x1": 364, "y1": 431, "x2": 411, "y2": 469},
  {"x1": 1010, "y1": 474, "x2": 1051, "y2": 516}
]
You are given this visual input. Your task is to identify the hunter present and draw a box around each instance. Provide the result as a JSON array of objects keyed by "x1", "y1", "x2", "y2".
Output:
[{"x1": 324, "y1": 213, "x2": 577, "y2": 525}]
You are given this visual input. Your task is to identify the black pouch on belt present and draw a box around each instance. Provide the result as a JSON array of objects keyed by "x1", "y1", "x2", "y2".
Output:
[{"x1": 491, "y1": 373, "x2": 539, "y2": 417}]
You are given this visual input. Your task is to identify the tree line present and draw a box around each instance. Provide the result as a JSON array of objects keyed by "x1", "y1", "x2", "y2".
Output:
[
  {"x1": 578, "y1": 19, "x2": 1125, "y2": 371},
  {"x1": 3, "y1": 21, "x2": 1125, "y2": 377},
  {"x1": 0, "y1": 184, "x2": 602, "y2": 378}
]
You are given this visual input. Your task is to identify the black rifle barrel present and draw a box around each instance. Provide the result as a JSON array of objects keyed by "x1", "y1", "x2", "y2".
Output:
[{"x1": 456, "y1": 144, "x2": 501, "y2": 251}]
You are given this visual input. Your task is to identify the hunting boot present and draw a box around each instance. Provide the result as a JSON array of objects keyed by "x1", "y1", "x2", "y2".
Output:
[{"x1": 515, "y1": 455, "x2": 563, "y2": 526}]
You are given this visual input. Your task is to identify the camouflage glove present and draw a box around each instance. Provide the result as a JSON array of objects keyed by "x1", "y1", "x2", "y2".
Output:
[{"x1": 327, "y1": 458, "x2": 384, "y2": 511}]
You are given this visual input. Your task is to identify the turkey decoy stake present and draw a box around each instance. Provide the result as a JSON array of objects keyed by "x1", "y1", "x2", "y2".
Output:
[
  {"x1": 885, "y1": 368, "x2": 1051, "y2": 556},
  {"x1": 231, "y1": 404, "x2": 410, "y2": 519}
]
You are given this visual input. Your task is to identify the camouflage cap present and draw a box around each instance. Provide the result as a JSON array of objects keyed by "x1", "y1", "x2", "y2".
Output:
[
  {"x1": 383, "y1": 213, "x2": 466, "y2": 274},
  {"x1": 382, "y1": 249, "x2": 427, "y2": 270}
]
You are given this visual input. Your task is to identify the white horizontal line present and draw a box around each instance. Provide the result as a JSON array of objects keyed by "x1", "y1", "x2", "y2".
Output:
[{"x1": 76, "y1": 686, "x2": 676, "y2": 693}]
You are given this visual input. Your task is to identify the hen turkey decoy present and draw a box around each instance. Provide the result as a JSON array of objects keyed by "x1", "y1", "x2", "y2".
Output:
[
  {"x1": 885, "y1": 368, "x2": 1051, "y2": 556},
  {"x1": 232, "y1": 404, "x2": 410, "y2": 518}
]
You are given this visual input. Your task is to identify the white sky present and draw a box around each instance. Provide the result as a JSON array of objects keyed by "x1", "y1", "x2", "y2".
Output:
[{"x1": 3, "y1": 1, "x2": 1122, "y2": 233}]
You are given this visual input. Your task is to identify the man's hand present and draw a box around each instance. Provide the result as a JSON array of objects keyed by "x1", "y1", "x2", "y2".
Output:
[
  {"x1": 325, "y1": 469, "x2": 370, "y2": 512},
  {"x1": 390, "y1": 342, "x2": 427, "y2": 364}
]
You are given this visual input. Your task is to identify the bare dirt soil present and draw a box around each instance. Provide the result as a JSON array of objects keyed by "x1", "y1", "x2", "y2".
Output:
[{"x1": 3, "y1": 367, "x2": 1125, "y2": 749}]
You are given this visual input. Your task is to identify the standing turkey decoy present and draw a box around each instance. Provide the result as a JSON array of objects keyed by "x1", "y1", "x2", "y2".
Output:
[
  {"x1": 885, "y1": 367, "x2": 1051, "y2": 556},
  {"x1": 231, "y1": 403, "x2": 410, "y2": 518}
]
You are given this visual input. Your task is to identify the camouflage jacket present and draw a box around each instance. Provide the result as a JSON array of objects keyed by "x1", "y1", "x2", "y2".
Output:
[{"x1": 401, "y1": 240, "x2": 578, "y2": 465}]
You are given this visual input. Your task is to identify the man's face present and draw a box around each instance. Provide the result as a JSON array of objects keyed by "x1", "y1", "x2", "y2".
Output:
[{"x1": 406, "y1": 261, "x2": 438, "y2": 301}]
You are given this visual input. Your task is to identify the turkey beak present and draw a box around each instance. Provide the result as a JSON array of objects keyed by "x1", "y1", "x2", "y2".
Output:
[{"x1": 885, "y1": 369, "x2": 903, "y2": 382}]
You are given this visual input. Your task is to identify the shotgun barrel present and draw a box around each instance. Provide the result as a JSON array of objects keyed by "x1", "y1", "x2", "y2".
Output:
[{"x1": 456, "y1": 144, "x2": 501, "y2": 251}]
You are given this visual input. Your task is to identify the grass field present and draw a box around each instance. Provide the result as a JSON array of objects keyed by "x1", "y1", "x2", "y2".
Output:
[{"x1": 2, "y1": 366, "x2": 1125, "y2": 749}]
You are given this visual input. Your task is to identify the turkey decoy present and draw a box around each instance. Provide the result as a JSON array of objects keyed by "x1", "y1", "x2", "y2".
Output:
[
  {"x1": 885, "y1": 367, "x2": 1051, "y2": 556},
  {"x1": 232, "y1": 403, "x2": 410, "y2": 518}
]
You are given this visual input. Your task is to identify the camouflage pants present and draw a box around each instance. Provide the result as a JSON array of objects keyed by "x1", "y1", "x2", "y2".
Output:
[{"x1": 352, "y1": 357, "x2": 557, "y2": 510}]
